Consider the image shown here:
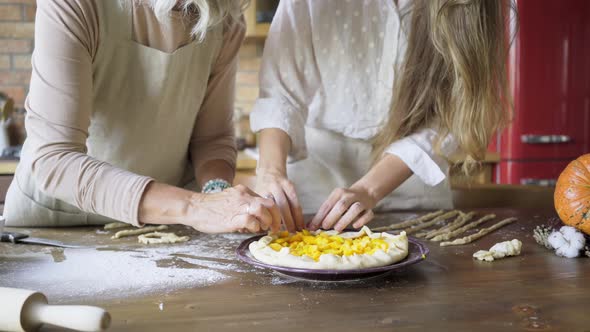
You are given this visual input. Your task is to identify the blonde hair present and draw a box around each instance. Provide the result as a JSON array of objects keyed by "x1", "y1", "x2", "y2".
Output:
[
  {"x1": 372, "y1": 0, "x2": 516, "y2": 172},
  {"x1": 146, "y1": 0, "x2": 250, "y2": 40}
]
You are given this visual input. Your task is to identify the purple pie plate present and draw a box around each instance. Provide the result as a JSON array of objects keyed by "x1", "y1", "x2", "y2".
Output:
[{"x1": 236, "y1": 233, "x2": 429, "y2": 281}]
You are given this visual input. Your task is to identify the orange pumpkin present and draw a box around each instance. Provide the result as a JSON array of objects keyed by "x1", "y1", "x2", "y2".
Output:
[{"x1": 554, "y1": 154, "x2": 590, "y2": 235}]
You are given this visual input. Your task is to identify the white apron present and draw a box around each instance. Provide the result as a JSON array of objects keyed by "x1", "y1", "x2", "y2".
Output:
[
  {"x1": 4, "y1": 1, "x2": 223, "y2": 226},
  {"x1": 288, "y1": 127, "x2": 453, "y2": 214}
]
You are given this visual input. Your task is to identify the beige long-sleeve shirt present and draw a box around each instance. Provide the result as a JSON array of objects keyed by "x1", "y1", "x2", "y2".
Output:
[{"x1": 13, "y1": 0, "x2": 244, "y2": 226}]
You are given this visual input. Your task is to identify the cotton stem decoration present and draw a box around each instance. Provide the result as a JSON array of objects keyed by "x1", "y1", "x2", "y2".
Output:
[
  {"x1": 547, "y1": 226, "x2": 586, "y2": 258},
  {"x1": 533, "y1": 225, "x2": 553, "y2": 250}
]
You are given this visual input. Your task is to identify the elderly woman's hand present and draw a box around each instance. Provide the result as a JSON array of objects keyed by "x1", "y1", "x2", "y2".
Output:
[
  {"x1": 255, "y1": 167, "x2": 304, "y2": 232},
  {"x1": 190, "y1": 184, "x2": 282, "y2": 234},
  {"x1": 138, "y1": 182, "x2": 281, "y2": 234}
]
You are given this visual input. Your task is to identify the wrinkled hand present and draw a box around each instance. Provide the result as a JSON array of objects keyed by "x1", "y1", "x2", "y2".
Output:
[
  {"x1": 190, "y1": 185, "x2": 281, "y2": 234},
  {"x1": 308, "y1": 187, "x2": 377, "y2": 232},
  {"x1": 255, "y1": 168, "x2": 304, "y2": 232}
]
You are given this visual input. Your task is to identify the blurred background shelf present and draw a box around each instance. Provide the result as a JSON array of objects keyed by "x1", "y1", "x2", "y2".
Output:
[
  {"x1": 244, "y1": 0, "x2": 278, "y2": 39},
  {"x1": 0, "y1": 158, "x2": 17, "y2": 175}
]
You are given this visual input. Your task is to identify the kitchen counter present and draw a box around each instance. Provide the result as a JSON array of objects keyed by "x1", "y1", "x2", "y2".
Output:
[{"x1": 0, "y1": 208, "x2": 586, "y2": 331}]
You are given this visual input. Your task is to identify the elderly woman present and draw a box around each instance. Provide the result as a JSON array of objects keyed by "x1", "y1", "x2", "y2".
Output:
[{"x1": 4, "y1": 0, "x2": 280, "y2": 233}]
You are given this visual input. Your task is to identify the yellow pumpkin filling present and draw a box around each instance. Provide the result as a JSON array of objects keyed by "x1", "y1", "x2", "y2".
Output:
[{"x1": 269, "y1": 230, "x2": 389, "y2": 261}]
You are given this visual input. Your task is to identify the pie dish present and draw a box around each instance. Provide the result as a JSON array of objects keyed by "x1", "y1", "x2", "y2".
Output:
[
  {"x1": 236, "y1": 228, "x2": 429, "y2": 281},
  {"x1": 248, "y1": 226, "x2": 408, "y2": 270}
]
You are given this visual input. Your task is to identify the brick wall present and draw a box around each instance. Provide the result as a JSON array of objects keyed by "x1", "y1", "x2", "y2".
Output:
[
  {"x1": 236, "y1": 40, "x2": 263, "y2": 115},
  {"x1": 0, "y1": 0, "x2": 36, "y2": 107},
  {"x1": 0, "y1": 1, "x2": 264, "y2": 115}
]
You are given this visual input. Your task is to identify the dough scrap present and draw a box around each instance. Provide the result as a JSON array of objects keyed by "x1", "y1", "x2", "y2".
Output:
[
  {"x1": 111, "y1": 225, "x2": 168, "y2": 239},
  {"x1": 472, "y1": 250, "x2": 495, "y2": 261},
  {"x1": 373, "y1": 210, "x2": 445, "y2": 231},
  {"x1": 473, "y1": 239, "x2": 522, "y2": 262},
  {"x1": 249, "y1": 226, "x2": 409, "y2": 270},
  {"x1": 104, "y1": 222, "x2": 130, "y2": 230},
  {"x1": 138, "y1": 232, "x2": 190, "y2": 244},
  {"x1": 440, "y1": 217, "x2": 517, "y2": 246}
]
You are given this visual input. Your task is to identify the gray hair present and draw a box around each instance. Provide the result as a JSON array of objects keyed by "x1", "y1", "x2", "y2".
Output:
[{"x1": 145, "y1": 0, "x2": 249, "y2": 40}]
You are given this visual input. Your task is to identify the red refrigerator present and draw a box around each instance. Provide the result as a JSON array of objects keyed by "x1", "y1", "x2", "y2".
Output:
[{"x1": 494, "y1": 0, "x2": 590, "y2": 186}]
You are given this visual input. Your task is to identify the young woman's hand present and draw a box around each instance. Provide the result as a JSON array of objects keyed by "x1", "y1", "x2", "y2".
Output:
[
  {"x1": 308, "y1": 155, "x2": 414, "y2": 232},
  {"x1": 188, "y1": 185, "x2": 282, "y2": 233},
  {"x1": 308, "y1": 186, "x2": 377, "y2": 232},
  {"x1": 255, "y1": 167, "x2": 304, "y2": 232}
]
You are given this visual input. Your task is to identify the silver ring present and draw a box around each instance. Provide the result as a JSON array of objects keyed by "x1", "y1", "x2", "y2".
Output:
[
  {"x1": 264, "y1": 194, "x2": 275, "y2": 201},
  {"x1": 246, "y1": 204, "x2": 251, "y2": 215}
]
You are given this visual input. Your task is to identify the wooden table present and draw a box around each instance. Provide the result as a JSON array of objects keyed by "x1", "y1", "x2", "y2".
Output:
[{"x1": 1, "y1": 208, "x2": 588, "y2": 331}]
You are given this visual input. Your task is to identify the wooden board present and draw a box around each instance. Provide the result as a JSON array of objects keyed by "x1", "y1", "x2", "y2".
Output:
[{"x1": 0, "y1": 209, "x2": 584, "y2": 331}]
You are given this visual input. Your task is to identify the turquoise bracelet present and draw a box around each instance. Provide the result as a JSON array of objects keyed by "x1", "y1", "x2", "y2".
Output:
[{"x1": 202, "y1": 178, "x2": 231, "y2": 194}]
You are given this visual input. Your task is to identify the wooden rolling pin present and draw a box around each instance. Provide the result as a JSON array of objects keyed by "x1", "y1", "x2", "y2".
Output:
[{"x1": 0, "y1": 287, "x2": 111, "y2": 332}]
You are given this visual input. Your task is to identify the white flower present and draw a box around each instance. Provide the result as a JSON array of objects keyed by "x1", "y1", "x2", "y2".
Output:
[{"x1": 547, "y1": 226, "x2": 586, "y2": 258}]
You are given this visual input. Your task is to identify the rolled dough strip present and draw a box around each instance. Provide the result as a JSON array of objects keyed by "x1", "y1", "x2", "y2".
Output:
[
  {"x1": 138, "y1": 232, "x2": 190, "y2": 244},
  {"x1": 431, "y1": 214, "x2": 496, "y2": 242},
  {"x1": 425, "y1": 211, "x2": 476, "y2": 239},
  {"x1": 104, "y1": 222, "x2": 130, "y2": 230},
  {"x1": 403, "y1": 210, "x2": 461, "y2": 235},
  {"x1": 421, "y1": 213, "x2": 464, "y2": 238},
  {"x1": 424, "y1": 212, "x2": 471, "y2": 238},
  {"x1": 372, "y1": 210, "x2": 445, "y2": 231},
  {"x1": 439, "y1": 217, "x2": 517, "y2": 247},
  {"x1": 111, "y1": 225, "x2": 168, "y2": 239}
]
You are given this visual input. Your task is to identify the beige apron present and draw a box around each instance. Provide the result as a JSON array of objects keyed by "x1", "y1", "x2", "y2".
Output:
[
  {"x1": 288, "y1": 127, "x2": 453, "y2": 214},
  {"x1": 4, "y1": 1, "x2": 222, "y2": 227}
]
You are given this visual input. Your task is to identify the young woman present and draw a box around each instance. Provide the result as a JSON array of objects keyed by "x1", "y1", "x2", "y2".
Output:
[
  {"x1": 252, "y1": 0, "x2": 512, "y2": 232},
  {"x1": 4, "y1": 0, "x2": 281, "y2": 233}
]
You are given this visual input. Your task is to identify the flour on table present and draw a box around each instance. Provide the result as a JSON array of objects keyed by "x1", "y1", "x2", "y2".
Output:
[{"x1": 0, "y1": 232, "x2": 259, "y2": 301}]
